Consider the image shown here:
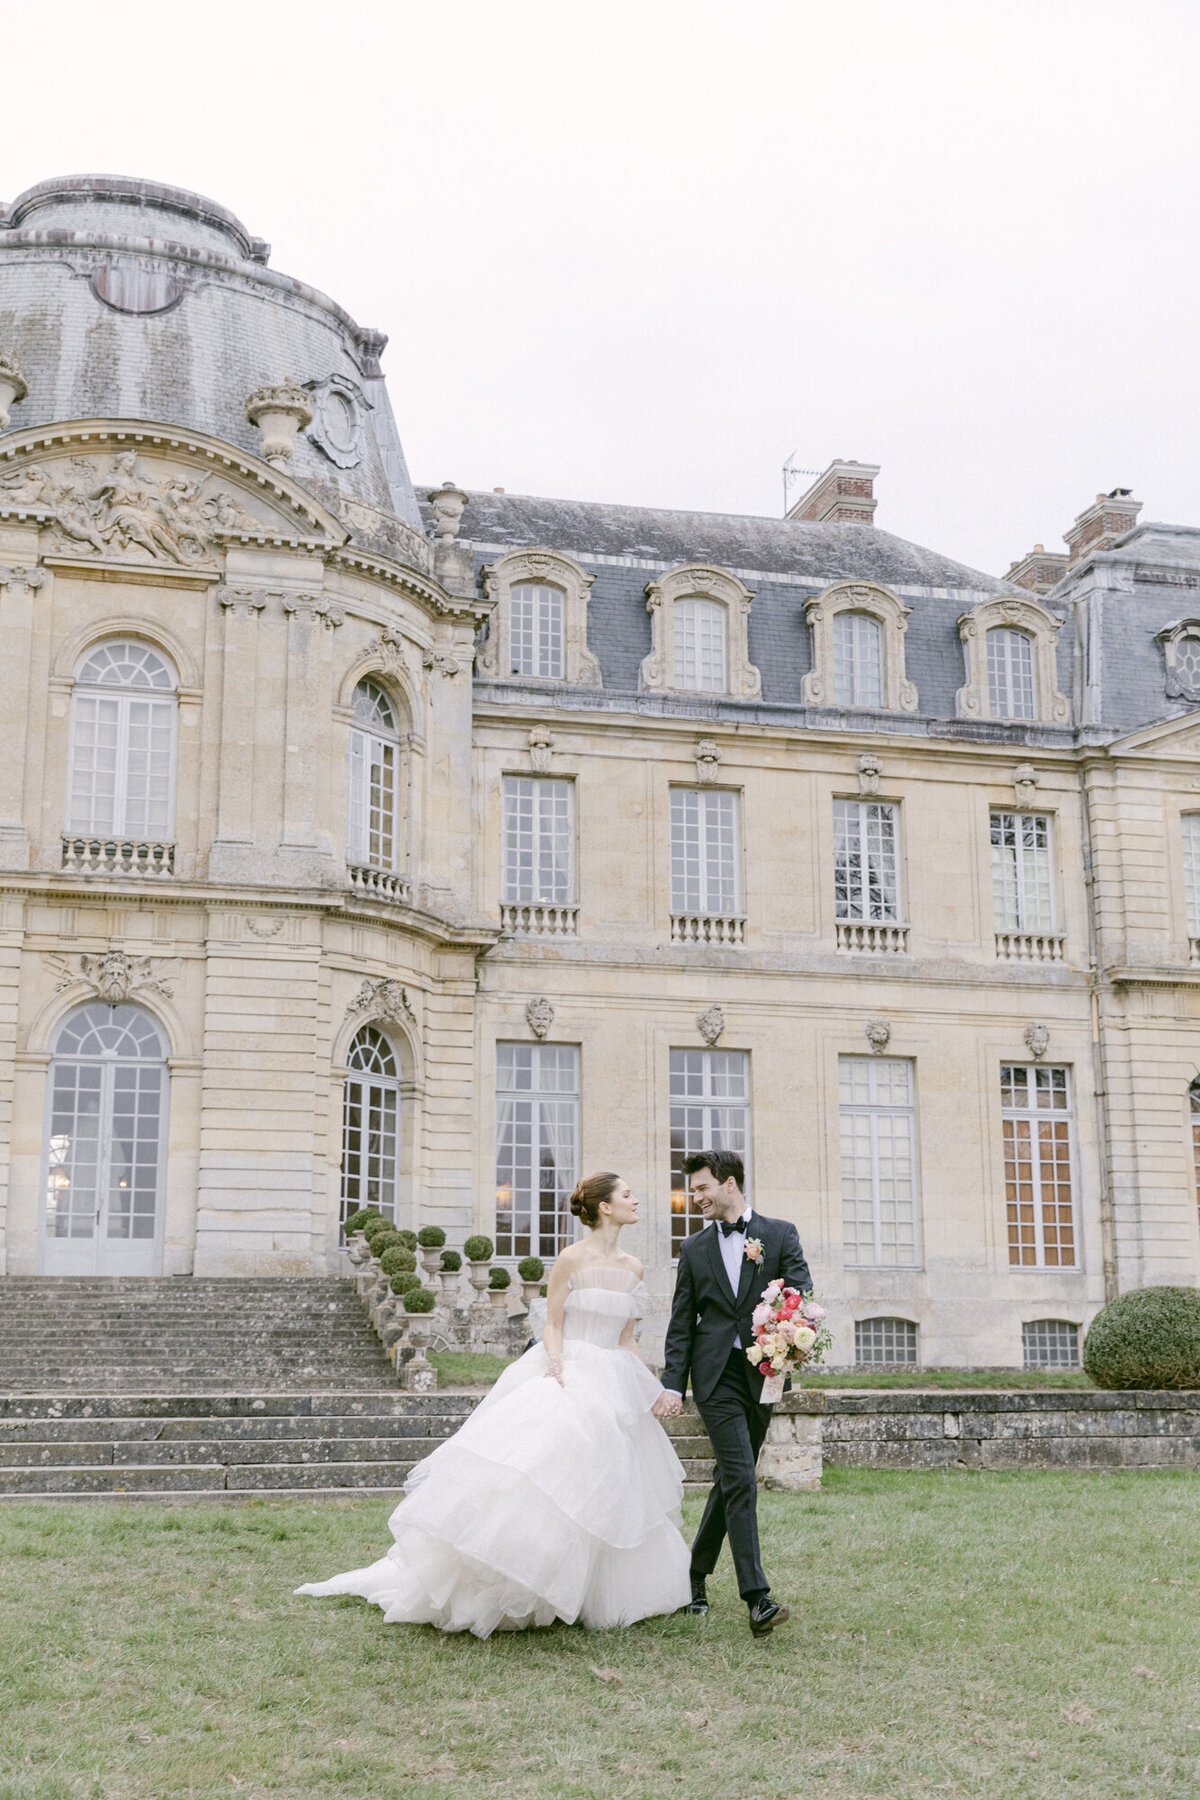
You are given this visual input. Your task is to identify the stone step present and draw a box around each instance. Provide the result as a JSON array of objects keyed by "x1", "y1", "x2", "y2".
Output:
[
  {"x1": 0, "y1": 1436, "x2": 443, "y2": 1468},
  {"x1": 0, "y1": 1415, "x2": 465, "y2": 1442},
  {"x1": 0, "y1": 1460, "x2": 421, "y2": 1497},
  {"x1": 0, "y1": 1394, "x2": 478, "y2": 1418}
]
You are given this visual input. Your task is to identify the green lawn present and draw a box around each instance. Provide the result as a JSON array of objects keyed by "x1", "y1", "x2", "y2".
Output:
[
  {"x1": 2, "y1": 1471, "x2": 1198, "y2": 1800},
  {"x1": 430, "y1": 1355, "x2": 1100, "y2": 1391}
]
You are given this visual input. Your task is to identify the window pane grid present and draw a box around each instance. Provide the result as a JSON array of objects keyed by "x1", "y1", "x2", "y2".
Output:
[
  {"x1": 670, "y1": 1049, "x2": 749, "y2": 1255},
  {"x1": 833, "y1": 612, "x2": 883, "y2": 707},
  {"x1": 673, "y1": 599, "x2": 727, "y2": 693},
  {"x1": 348, "y1": 681, "x2": 400, "y2": 871},
  {"x1": 1183, "y1": 816, "x2": 1200, "y2": 937},
  {"x1": 855, "y1": 1317, "x2": 918, "y2": 1365},
  {"x1": 839, "y1": 1056, "x2": 917, "y2": 1266},
  {"x1": 987, "y1": 628, "x2": 1035, "y2": 720},
  {"x1": 510, "y1": 583, "x2": 565, "y2": 680},
  {"x1": 670, "y1": 788, "x2": 739, "y2": 913},
  {"x1": 501, "y1": 777, "x2": 574, "y2": 904},
  {"x1": 1002, "y1": 1063, "x2": 1075, "y2": 1267},
  {"x1": 44, "y1": 1004, "x2": 165, "y2": 1249},
  {"x1": 495, "y1": 1044, "x2": 579, "y2": 1258},
  {"x1": 341, "y1": 1026, "x2": 401, "y2": 1229},
  {"x1": 991, "y1": 811, "x2": 1054, "y2": 932},
  {"x1": 834, "y1": 800, "x2": 900, "y2": 921},
  {"x1": 1023, "y1": 1319, "x2": 1080, "y2": 1368}
]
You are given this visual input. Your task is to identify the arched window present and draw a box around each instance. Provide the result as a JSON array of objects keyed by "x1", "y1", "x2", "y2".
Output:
[
  {"x1": 42, "y1": 1003, "x2": 167, "y2": 1275},
  {"x1": 348, "y1": 680, "x2": 401, "y2": 870},
  {"x1": 67, "y1": 641, "x2": 177, "y2": 839},
  {"x1": 832, "y1": 612, "x2": 884, "y2": 707},
  {"x1": 1022, "y1": 1319, "x2": 1080, "y2": 1369},
  {"x1": 854, "y1": 1316, "x2": 918, "y2": 1366},
  {"x1": 673, "y1": 598, "x2": 727, "y2": 693},
  {"x1": 341, "y1": 1025, "x2": 401, "y2": 1228},
  {"x1": 986, "y1": 628, "x2": 1036, "y2": 720},
  {"x1": 509, "y1": 583, "x2": 565, "y2": 679}
]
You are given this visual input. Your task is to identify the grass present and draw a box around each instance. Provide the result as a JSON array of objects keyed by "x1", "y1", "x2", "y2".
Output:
[
  {"x1": 796, "y1": 1367, "x2": 1098, "y2": 1390},
  {"x1": 428, "y1": 1351, "x2": 513, "y2": 1388},
  {"x1": 2, "y1": 1471, "x2": 1199, "y2": 1799}
]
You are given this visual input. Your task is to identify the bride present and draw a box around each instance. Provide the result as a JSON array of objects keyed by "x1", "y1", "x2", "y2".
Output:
[{"x1": 295, "y1": 1173, "x2": 692, "y2": 1636}]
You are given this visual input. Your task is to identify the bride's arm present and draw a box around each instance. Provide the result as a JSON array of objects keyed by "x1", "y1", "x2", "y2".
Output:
[
  {"x1": 541, "y1": 1257, "x2": 571, "y2": 1385},
  {"x1": 618, "y1": 1317, "x2": 645, "y2": 1364}
]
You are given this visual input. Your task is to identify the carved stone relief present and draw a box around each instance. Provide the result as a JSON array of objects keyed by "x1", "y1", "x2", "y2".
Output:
[
  {"x1": 0, "y1": 451, "x2": 260, "y2": 565},
  {"x1": 349, "y1": 977, "x2": 416, "y2": 1028},
  {"x1": 697, "y1": 1005, "x2": 725, "y2": 1046},
  {"x1": 216, "y1": 587, "x2": 267, "y2": 620},
  {"x1": 529, "y1": 725, "x2": 555, "y2": 773},
  {"x1": 1155, "y1": 620, "x2": 1200, "y2": 701},
  {"x1": 1024, "y1": 1021, "x2": 1050, "y2": 1060},
  {"x1": 244, "y1": 381, "x2": 313, "y2": 467},
  {"x1": 526, "y1": 996, "x2": 555, "y2": 1040},
  {"x1": 48, "y1": 945, "x2": 175, "y2": 1007},
  {"x1": 0, "y1": 352, "x2": 28, "y2": 429},
  {"x1": 857, "y1": 752, "x2": 881, "y2": 797},
  {"x1": 305, "y1": 374, "x2": 368, "y2": 470},
  {"x1": 865, "y1": 1017, "x2": 892, "y2": 1054},
  {"x1": 282, "y1": 592, "x2": 344, "y2": 630},
  {"x1": 695, "y1": 738, "x2": 720, "y2": 784},
  {"x1": 1012, "y1": 763, "x2": 1039, "y2": 807}
]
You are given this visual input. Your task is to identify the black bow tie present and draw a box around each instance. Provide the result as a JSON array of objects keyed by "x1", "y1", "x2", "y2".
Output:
[{"x1": 719, "y1": 1219, "x2": 747, "y2": 1238}]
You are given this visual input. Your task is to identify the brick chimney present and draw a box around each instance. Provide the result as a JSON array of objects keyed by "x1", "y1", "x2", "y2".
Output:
[
  {"x1": 1065, "y1": 488, "x2": 1141, "y2": 566},
  {"x1": 788, "y1": 458, "x2": 879, "y2": 525},
  {"x1": 1005, "y1": 544, "x2": 1069, "y2": 595}
]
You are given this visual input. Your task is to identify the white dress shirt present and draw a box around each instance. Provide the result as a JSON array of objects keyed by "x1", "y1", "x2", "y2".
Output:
[{"x1": 716, "y1": 1205, "x2": 753, "y2": 1346}]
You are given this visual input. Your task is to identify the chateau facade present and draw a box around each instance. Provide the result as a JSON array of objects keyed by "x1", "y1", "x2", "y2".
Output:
[{"x1": 2, "y1": 175, "x2": 1199, "y2": 1367}]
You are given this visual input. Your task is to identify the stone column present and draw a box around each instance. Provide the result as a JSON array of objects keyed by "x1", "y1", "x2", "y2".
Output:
[{"x1": 0, "y1": 566, "x2": 45, "y2": 871}]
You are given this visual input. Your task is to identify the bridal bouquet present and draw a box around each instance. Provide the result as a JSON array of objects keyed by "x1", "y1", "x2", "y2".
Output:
[{"x1": 746, "y1": 1283, "x2": 831, "y2": 1403}]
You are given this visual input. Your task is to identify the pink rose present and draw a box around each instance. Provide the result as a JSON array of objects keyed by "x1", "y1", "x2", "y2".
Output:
[{"x1": 802, "y1": 1302, "x2": 825, "y2": 1322}]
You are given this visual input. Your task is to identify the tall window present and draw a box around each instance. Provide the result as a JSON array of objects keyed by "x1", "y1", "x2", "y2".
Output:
[
  {"x1": 1183, "y1": 815, "x2": 1200, "y2": 937},
  {"x1": 509, "y1": 583, "x2": 565, "y2": 679},
  {"x1": 43, "y1": 1004, "x2": 167, "y2": 1275},
  {"x1": 991, "y1": 811, "x2": 1055, "y2": 932},
  {"x1": 832, "y1": 612, "x2": 883, "y2": 708},
  {"x1": 67, "y1": 641, "x2": 177, "y2": 839},
  {"x1": 673, "y1": 599, "x2": 727, "y2": 693},
  {"x1": 834, "y1": 800, "x2": 900, "y2": 921},
  {"x1": 501, "y1": 777, "x2": 574, "y2": 904},
  {"x1": 495, "y1": 1043, "x2": 579, "y2": 1258},
  {"x1": 839, "y1": 1056, "x2": 918, "y2": 1266},
  {"x1": 1001, "y1": 1064, "x2": 1075, "y2": 1267},
  {"x1": 348, "y1": 680, "x2": 400, "y2": 869},
  {"x1": 987, "y1": 628, "x2": 1035, "y2": 720},
  {"x1": 670, "y1": 788, "x2": 740, "y2": 915},
  {"x1": 1190, "y1": 1079, "x2": 1200, "y2": 1229},
  {"x1": 669, "y1": 1049, "x2": 749, "y2": 1255},
  {"x1": 341, "y1": 1026, "x2": 400, "y2": 1229}
]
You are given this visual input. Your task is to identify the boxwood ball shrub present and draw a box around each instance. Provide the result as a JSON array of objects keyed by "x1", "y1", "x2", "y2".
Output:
[
  {"x1": 369, "y1": 1230, "x2": 401, "y2": 1258},
  {"x1": 489, "y1": 1267, "x2": 511, "y2": 1290},
  {"x1": 417, "y1": 1226, "x2": 446, "y2": 1249},
  {"x1": 464, "y1": 1235, "x2": 493, "y2": 1262},
  {"x1": 440, "y1": 1250, "x2": 462, "y2": 1271},
  {"x1": 379, "y1": 1246, "x2": 417, "y2": 1276},
  {"x1": 344, "y1": 1207, "x2": 377, "y2": 1235},
  {"x1": 390, "y1": 1271, "x2": 422, "y2": 1296},
  {"x1": 404, "y1": 1286, "x2": 437, "y2": 1313},
  {"x1": 1084, "y1": 1285, "x2": 1200, "y2": 1389},
  {"x1": 363, "y1": 1216, "x2": 392, "y2": 1244},
  {"x1": 396, "y1": 1230, "x2": 418, "y2": 1251},
  {"x1": 517, "y1": 1256, "x2": 545, "y2": 1283}
]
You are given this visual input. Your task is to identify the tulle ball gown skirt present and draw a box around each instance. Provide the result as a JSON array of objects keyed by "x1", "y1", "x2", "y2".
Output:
[{"x1": 295, "y1": 1327, "x2": 692, "y2": 1638}]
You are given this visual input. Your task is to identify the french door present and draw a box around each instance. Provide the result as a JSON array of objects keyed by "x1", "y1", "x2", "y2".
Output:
[{"x1": 41, "y1": 1005, "x2": 167, "y2": 1275}]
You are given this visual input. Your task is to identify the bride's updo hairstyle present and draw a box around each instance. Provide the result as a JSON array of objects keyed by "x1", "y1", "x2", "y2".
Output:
[{"x1": 569, "y1": 1172, "x2": 620, "y2": 1229}]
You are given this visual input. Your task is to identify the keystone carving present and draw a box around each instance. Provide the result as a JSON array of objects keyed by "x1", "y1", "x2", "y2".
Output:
[
  {"x1": 1024, "y1": 1021, "x2": 1050, "y2": 1061},
  {"x1": 529, "y1": 725, "x2": 555, "y2": 773},
  {"x1": 697, "y1": 1005, "x2": 725, "y2": 1046},
  {"x1": 1012, "y1": 763, "x2": 1038, "y2": 806},
  {"x1": 368, "y1": 624, "x2": 410, "y2": 681},
  {"x1": 244, "y1": 381, "x2": 314, "y2": 467},
  {"x1": 695, "y1": 738, "x2": 721, "y2": 784},
  {"x1": 526, "y1": 996, "x2": 555, "y2": 1040},
  {"x1": 349, "y1": 978, "x2": 415, "y2": 1027},
  {"x1": 427, "y1": 481, "x2": 470, "y2": 542},
  {"x1": 865, "y1": 1017, "x2": 892, "y2": 1054},
  {"x1": 49, "y1": 946, "x2": 175, "y2": 1007},
  {"x1": 857, "y1": 752, "x2": 882, "y2": 797},
  {"x1": 0, "y1": 352, "x2": 28, "y2": 429},
  {"x1": 0, "y1": 452, "x2": 257, "y2": 565}
]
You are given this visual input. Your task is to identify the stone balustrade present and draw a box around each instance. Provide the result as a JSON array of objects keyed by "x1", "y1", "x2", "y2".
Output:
[
  {"x1": 836, "y1": 919, "x2": 909, "y2": 954},
  {"x1": 670, "y1": 911, "x2": 746, "y2": 946},
  {"x1": 499, "y1": 901, "x2": 579, "y2": 937},
  {"x1": 347, "y1": 864, "x2": 413, "y2": 905},
  {"x1": 61, "y1": 835, "x2": 175, "y2": 877},
  {"x1": 994, "y1": 929, "x2": 1066, "y2": 962}
]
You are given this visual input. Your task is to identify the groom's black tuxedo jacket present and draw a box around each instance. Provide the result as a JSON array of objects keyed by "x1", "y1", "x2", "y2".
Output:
[{"x1": 661, "y1": 1211, "x2": 812, "y2": 1406}]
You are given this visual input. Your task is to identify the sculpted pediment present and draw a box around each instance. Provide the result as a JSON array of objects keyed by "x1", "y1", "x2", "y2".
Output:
[
  {"x1": 0, "y1": 425, "x2": 345, "y2": 570},
  {"x1": 1111, "y1": 710, "x2": 1200, "y2": 759}
]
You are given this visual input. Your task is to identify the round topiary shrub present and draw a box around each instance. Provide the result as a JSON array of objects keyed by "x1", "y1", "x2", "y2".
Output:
[
  {"x1": 517, "y1": 1256, "x2": 545, "y2": 1283},
  {"x1": 390, "y1": 1271, "x2": 422, "y2": 1296},
  {"x1": 440, "y1": 1250, "x2": 462, "y2": 1271},
  {"x1": 1084, "y1": 1287, "x2": 1200, "y2": 1389},
  {"x1": 417, "y1": 1225, "x2": 446, "y2": 1249},
  {"x1": 396, "y1": 1229, "x2": 418, "y2": 1252},
  {"x1": 363, "y1": 1215, "x2": 393, "y2": 1244},
  {"x1": 404, "y1": 1286, "x2": 437, "y2": 1313},
  {"x1": 344, "y1": 1207, "x2": 377, "y2": 1235},
  {"x1": 379, "y1": 1246, "x2": 417, "y2": 1276},
  {"x1": 464, "y1": 1234, "x2": 493, "y2": 1262},
  {"x1": 369, "y1": 1230, "x2": 402, "y2": 1258},
  {"x1": 489, "y1": 1267, "x2": 511, "y2": 1290}
]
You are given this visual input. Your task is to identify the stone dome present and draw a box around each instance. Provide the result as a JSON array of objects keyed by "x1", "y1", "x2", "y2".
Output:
[{"x1": 0, "y1": 174, "x2": 423, "y2": 553}]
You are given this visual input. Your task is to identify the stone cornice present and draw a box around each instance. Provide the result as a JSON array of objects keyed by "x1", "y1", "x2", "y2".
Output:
[{"x1": 329, "y1": 544, "x2": 489, "y2": 623}]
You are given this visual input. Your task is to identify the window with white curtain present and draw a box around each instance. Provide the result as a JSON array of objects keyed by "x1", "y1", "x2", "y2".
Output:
[
  {"x1": 1183, "y1": 815, "x2": 1200, "y2": 936},
  {"x1": 991, "y1": 811, "x2": 1055, "y2": 932},
  {"x1": 673, "y1": 598, "x2": 727, "y2": 693},
  {"x1": 833, "y1": 612, "x2": 884, "y2": 707},
  {"x1": 509, "y1": 583, "x2": 565, "y2": 679},
  {"x1": 495, "y1": 1043, "x2": 579, "y2": 1258},
  {"x1": 834, "y1": 799, "x2": 901, "y2": 921},
  {"x1": 670, "y1": 788, "x2": 740, "y2": 915},
  {"x1": 1002, "y1": 1063, "x2": 1075, "y2": 1267},
  {"x1": 669, "y1": 1048, "x2": 749, "y2": 1256},
  {"x1": 986, "y1": 628, "x2": 1036, "y2": 720},
  {"x1": 67, "y1": 641, "x2": 177, "y2": 839},
  {"x1": 348, "y1": 680, "x2": 401, "y2": 869},
  {"x1": 501, "y1": 777, "x2": 574, "y2": 904},
  {"x1": 839, "y1": 1056, "x2": 918, "y2": 1266},
  {"x1": 341, "y1": 1025, "x2": 401, "y2": 1229}
]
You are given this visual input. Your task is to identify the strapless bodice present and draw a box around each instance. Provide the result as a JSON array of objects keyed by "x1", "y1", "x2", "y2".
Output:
[{"x1": 562, "y1": 1267, "x2": 646, "y2": 1350}]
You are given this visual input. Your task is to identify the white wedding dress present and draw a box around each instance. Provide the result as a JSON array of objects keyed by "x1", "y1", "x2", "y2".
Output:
[{"x1": 295, "y1": 1268, "x2": 692, "y2": 1637}]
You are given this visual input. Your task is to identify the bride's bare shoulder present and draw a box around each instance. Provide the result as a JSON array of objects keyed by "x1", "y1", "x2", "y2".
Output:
[
  {"x1": 619, "y1": 1251, "x2": 644, "y2": 1278},
  {"x1": 554, "y1": 1241, "x2": 589, "y2": 1269}
]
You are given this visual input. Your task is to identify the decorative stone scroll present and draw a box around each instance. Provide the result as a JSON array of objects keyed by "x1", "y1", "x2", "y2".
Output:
[
  {"x1": 0, "y1": 565, "x2": 44, "y2": 598},
  {"x1": 423, "y1": 647, "x2": 470, "y2": 678},
  {"x1": 282, "y1": 592, "x2": 344, "y2": 630},
  {"x1": 802, "y1": 581, "x2": 918, "y2": 712},
  {"x1": 0, "y1": 451, "x2": 258, "y2": 565},
  {"x1": 216, "y1": 587, "x2": 267, "y2": 620},
  {"x1": 640, "y1": 564, "x2": 760, "y2": 699},
  {"x1": 526, "y1": 996, "x2": 555, "y2": 1040},
  {"x1": 697, "y1": 1005, "x2": 725, "y2": 1046}
]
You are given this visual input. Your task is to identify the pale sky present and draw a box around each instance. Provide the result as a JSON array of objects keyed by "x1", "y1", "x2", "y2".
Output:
[{"x1": 4, "y1": 0, "x2": 1198, "y2": 577}]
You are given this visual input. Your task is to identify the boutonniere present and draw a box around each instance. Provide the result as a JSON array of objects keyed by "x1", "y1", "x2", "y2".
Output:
[{"x1": 744, "y1": 1237, "x2": 764, "y2": 1263}]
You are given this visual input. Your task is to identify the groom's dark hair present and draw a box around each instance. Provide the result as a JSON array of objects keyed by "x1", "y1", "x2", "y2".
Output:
[{"x1": 682, "y1": 1150, "x2": 744, "y2": 1192}]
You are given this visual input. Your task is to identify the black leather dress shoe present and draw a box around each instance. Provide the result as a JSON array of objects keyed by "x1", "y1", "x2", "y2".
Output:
[
  {"x1": 748, "y1": 1596, "x2": 790, "y2": 1636},
  {"x1": 680, "y1": 1576, "x2": 709, "y2": 1615}
]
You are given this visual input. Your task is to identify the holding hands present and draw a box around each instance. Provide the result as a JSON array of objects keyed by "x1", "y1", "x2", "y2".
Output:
[{"x1": 652, "y1": 1389, "x2": 682, "y2": 1419}]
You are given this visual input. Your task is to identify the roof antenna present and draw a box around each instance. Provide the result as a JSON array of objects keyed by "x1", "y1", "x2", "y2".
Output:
[{"x1": 782, "y1": 454, "x2": 819, "y2": 516}]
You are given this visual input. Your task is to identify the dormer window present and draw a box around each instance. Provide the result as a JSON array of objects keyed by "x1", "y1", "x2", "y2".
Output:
[
  {"x1": 673, "y1": 598, "x2": 727, "y2": 693},
  {"x1": 986, "y1": 628, "x2": 1035, "y2": 720},
  {"x1": 640, "y1": 564, "x2": 761, "y2": 699},
  {"x1": 480, "y1": 549, "x2": 601, "y2": 686},
  {"x1": 955, "y1": 597, "x2": 1069, "y2": 726},
  {"x1": 803, "y1": 581, "x2": 917, "y2": 712},
  {"x1": 509, "y1": 582, "x2": 564, "y2": 680}
]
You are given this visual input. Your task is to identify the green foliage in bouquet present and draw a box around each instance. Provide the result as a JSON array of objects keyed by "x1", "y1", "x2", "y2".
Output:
[
  {"x1": 417, "y1": 1226, "x2": 446, "y2": 1248},
  {"x1": 464, "y1": 1235, "x2": 494, "y2": 1262},
  {"x1": 389, "y1": 1272, "x2": 422, "y2": 1297},
  {"x1": 488, "y1": 1267, "x2": 511, "y2": 1290},
  {"x1": 517, "y1": 1256, "x2": 545, "y2": 1282},
  {"x1": 404, "y1": 1287, "x2": 437, "y2": 1314},
  {"x1": 379, "y1": 1247, "x2": 417, "y2": 1276},
  {"x1": 440, "y1": 1250, "x2": 462, "y2": 1271},
  {"x1": 1084, "y1": 1286, "x2": 1200, "y2": 1389}
]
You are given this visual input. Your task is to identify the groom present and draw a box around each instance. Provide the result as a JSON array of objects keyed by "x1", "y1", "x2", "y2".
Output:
[{"x1": 653, "y1": 1150, "x2": 812, "y2": 1637}]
